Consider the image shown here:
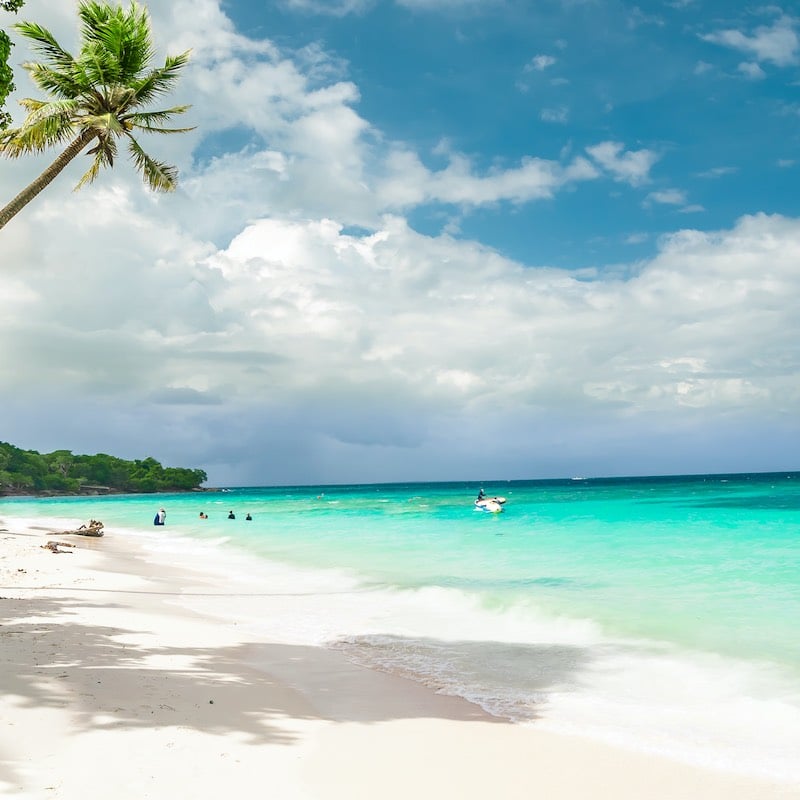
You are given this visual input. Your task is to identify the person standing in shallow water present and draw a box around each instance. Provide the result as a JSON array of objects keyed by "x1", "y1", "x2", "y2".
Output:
[
  {"x1": 228, "y1": 510, "x2": 236, "y2": 519},
  {"x1": 154, "y1": 508, "x2": 166, "y2": 526}
]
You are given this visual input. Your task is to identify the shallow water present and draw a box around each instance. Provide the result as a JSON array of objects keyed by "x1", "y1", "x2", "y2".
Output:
[{"x1": 3, "y1": 472, "x2": 799, "y2": 783}]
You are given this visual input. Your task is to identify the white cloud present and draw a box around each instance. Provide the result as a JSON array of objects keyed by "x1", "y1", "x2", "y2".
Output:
[
  {"x1": 395, "y1": 0, "x2": 499, "y2": 8},
  {"x1": 525, "y1": 54, "x2": 557, "y2": 72},
  {"x1": 645, "y1": 189, "x2": 686, "y2": 206},
  {"x1": 643, "y1": 190, "x2": 702, "y2": 215},
  {"x1": 695, "y1": 166, "x2": 737, "y2": 179},
  {"x1": 586, "y1": 141, "x2": 659, "y2": 187},
  {"x1": 703, "y1": 15, "x2": 799, "y2": 67},
  {"x1": 540, "y1": 107, "x2": 569, "y2": 124},
  {"x1": 4, "y1": 200, "x2": 800, "y2": 420},
  {"x1": 738, "y1": 61, "x2": 766, "y2": 80},
  {"x1": 376, "y1": 149, "x2": 599, "y2": 208},
  {"x1": 282, "y1": 0, "x2": 373, "y2": 15},
  {"x1": 627, "y1": 7, "x2": 664, "y2": 29}
]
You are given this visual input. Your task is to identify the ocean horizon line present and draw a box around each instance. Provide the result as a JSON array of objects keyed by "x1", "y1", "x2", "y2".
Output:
[{"x1": 211, "y1": 468, "x2": 800, "y2": 492}]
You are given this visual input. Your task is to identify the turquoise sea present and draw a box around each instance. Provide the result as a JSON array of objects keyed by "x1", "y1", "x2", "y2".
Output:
[{"x1": 3, "y1": 472, "x2": 799, "y2": 783}]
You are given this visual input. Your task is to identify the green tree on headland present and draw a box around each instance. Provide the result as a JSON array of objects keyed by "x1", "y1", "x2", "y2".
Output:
[
  {"x1": 0, "y1": 0, "x2": 25, "y2": 130},
  {"x1": 0, "y1": 441, "x2": 207, "y2": 495},
  {"x1": 0, "y1": 0, "x2": 192, "y2": 231}
]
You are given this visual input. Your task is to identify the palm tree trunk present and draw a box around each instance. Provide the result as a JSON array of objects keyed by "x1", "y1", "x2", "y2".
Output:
[{"x1": 0, "y1": 129, "x2": 97, "y2": 231}]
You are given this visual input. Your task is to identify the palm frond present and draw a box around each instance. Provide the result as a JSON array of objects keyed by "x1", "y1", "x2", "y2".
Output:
[
  {"x1": 126, "y1": 133, "x2": 178, "y2": 192},
  {"x1": 24, "y1": 63, "x2": 86, "y2": 99},
  {"x1": 77, "y1": 1, "x2": 118, "y2": 48},
  {"x1": 76, "y1": 41, "x2": 117, "y2": 88},
  {"x1": 75, "y1": 133, "x2": 117, "y2": 189},
  {"x1": 17, "y1": 97, "x2": 49, "y2": 113},
  {"x1": 113, "y1": 7, "x2": 153, "y2": 80},
  {"x1": 78, "y1": 1, "x2": 153, "y2": 82},
  {"x1": 0, "y1": 114, "x2": 77, "y2": 156},
  {"x1": 133, "y1": 123, "x2": 195, "y2": 135},
  {"x1": 130, "y1": 51, "x2": 192, "y2": 105},
  {"x1": 17, "y1": 98, "x2": 80, "y2": 128},
  {"x1": 13, "y1": 21, "x2": 75, "y2": 71},
  {"x1": 1, "y1": 98, "x2": 77, "y2": 153},
  {"x1": 124, "y1": 106, "x2": 193, "y2": 132}
]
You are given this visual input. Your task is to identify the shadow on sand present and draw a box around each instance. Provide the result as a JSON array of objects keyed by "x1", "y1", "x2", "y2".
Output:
[{"x1": 0, "y1": 591, "x2": 592, "y2": 789}]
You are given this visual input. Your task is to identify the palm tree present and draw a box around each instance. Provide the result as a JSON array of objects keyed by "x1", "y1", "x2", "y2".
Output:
[{"x1": 0, "y1": 0, "x2": 192, "y2": 231}]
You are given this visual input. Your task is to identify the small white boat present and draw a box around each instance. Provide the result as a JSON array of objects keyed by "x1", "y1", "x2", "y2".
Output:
[{"x1": 474, "y1": 496, "x2": 505, "y2": 513}]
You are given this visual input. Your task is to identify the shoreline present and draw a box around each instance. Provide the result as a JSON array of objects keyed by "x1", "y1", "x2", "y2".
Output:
[{"x1": 1, "y1": 516, "x2": 797, "y2": 799}]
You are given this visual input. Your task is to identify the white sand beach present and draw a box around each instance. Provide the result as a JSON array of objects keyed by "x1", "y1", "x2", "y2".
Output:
[{"x1": 0, "y1": 517, "x2": 796, "y2": 800}]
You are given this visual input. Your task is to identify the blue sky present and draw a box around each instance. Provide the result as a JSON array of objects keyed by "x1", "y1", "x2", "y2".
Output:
[
  {"x1": 221, "y1": 0, "x2": 800, "y2": 267},
  {"x1": 1, "y1": 0, "x2": 799, "y2": 485}
]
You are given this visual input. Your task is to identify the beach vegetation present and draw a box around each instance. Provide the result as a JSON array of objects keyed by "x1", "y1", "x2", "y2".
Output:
[
  {"x1": 0, "y1": 441, "x2": 207, "y2": 495},
  {"x1": 0, "y1": 0, "x2": 24, "y2": 129},
  {"x1": 0, "y1": 0, "x2": 192, "y2": 231}
]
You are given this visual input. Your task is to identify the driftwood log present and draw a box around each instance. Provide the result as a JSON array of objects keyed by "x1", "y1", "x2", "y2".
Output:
[
  {"x1": 62, "y1": 520, "x2": 104, "y2": 537},
  {"x1": 41, "y1": 541, "x2": 76, "y2": 553}
]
